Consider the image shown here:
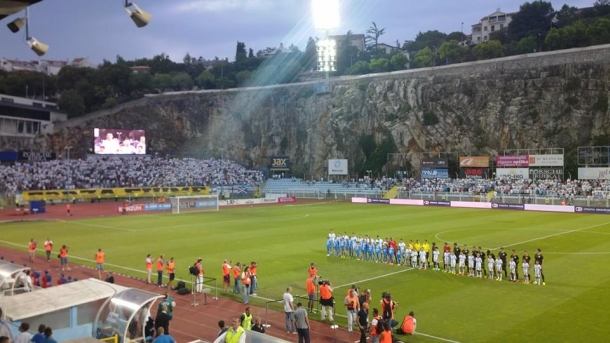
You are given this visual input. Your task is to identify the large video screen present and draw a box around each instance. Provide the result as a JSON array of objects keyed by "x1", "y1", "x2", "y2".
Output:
[{"x1": 93, "y1": 128, "x2": 146, "y2": 155}]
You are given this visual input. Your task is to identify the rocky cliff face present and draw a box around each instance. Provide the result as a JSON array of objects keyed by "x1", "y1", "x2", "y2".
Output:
[{"x1": 38, "y1": 46, "x2": 610, "y2": 177}]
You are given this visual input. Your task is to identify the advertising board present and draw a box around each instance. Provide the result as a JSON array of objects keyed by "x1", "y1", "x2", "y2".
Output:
[
  {"x1": 529, "y1": 168, "x2": 563, "y2": 179},
  {"x1": 528, "y1": 154, "x2": 564, "y2": 167},
  {"x1": 270, "y1": 156, "x2": 291, "y2": 171},
  {"x1": 459, "y1": 156, "x2": 489, "y2": 168},
  {"x1": 496, "y1": 155, "x2": 529, "y2": 167},
  {"x1": 460, "y1": 168, "x2": 489, "y2": 179},
  {"x1": 496, "y1": 168, "x2": 530, "y2": 179},
  {"x1": 578, "y1": 167, "x2": 610, "y2": 180},
  {"x1": 422, "y1": 158, "x2": 448, "y2": 168},
  {"x1": 328, "y1": 159, "x2": 348, "y2": 175},
  {"x1": 421, "y1": 169, "x2": 449, "y2": 179}
]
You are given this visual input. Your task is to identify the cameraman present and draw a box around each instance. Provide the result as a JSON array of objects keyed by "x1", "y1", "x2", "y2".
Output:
[
  {"x1": 380, "y1": 293, "x2": 398, "y2": 328},
  {"x1": 344, "y1": 289, "x2": 360, "y2": 333},
  {"x1": 319, "y1": 280, "x2": 334, "y2": 321},
  {"x1": 306, "y1": 275, "x2": 317, "y2": 313}
]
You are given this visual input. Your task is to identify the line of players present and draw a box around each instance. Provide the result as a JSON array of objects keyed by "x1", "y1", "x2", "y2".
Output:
[{"x1": 325, "y1": 230, "x2": 546, "y2": 285}]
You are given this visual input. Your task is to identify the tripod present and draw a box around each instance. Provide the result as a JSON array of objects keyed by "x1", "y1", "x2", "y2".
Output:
[{"x1": 190, "y1": 274, "x2": 199, "y2": 307}]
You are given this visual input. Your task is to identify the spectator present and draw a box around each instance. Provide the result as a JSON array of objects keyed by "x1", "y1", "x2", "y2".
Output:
[
  {"x1": 217, "y1": 320, "x2": 228, "y2": 337},
  {"x1": 32, "y1": 325, "x2": 46, "y2": 343},
  {"x1": 0, "y1": 309, "x2": 14, "y2": 342},
  {"x1": 214, "y1": 317, "x2": 246, "y2": 343},
  {"x1": 14, "y1": 323, "x2": 32, "y2": 343},
  {"x1": 155, "y1": 305, "x2": 171, "y2": 335},
  {"x1": 250, "y1": 318, "x2": 265, "y2": 334},
  {"x1": 398, "y1": 311, "x2": 416, "y2": 335},
  {"x1": 41, "y1": 327, "x2": 57, "y2": 343},
  {"x1": 293, "y1": 303, "x2": 310, "y2": 343},
  {"x1": 153, "y1": 328, "x2": 175, "y2": 343}
]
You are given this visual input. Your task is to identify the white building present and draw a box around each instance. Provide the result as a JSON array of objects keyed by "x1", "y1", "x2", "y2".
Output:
[
  {"x1": 329, "y1": 33, "x2": 366, "y2": 51},
  {"x1": 0, "y1": 94, "x2": 67, "y2": 137},
  {"x1": 470, "y1": 8, "x2": 515, "y2": 44},
  {"x1": 0, "y1": 57, "x2": 93, "y2": 75}
]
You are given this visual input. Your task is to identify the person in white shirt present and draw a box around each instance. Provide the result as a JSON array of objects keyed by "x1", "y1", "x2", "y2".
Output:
[
  {"x1": 283, "y1": 287, "x2": 296, "y2": 334},
  {"x1": 432, "y1": 248, "x2": 440, "y2": 271},
  {"x1": 450, "y1": 254, "x2": 457, "y2": 274},
  {"x1": 418, "y1": 249, "x2": 427, "y2": 270},
  {"x1": 14, "y1": 322, "x2": 32, "y2": 343},
  {"x1": 509, "y1": 260, "x2": 517, "y2": 282},
  {"x1": 475, "y1": 254, "x2": 483, "y2": 278},
  {"x1": 488, "y1": 255, "x2": 495, "y2": 280},
  {"x1": 495, "y1": 258, "x2": 503, "y2": 281},
  {"x1": 522, "y1": 261, "x2": 530, "y2": 284},
  {"x1": 0, "y1": 309, "x2": 14, "y2": 343},
  {"x1": 458, "y1": 252, "x2": 466, "y2": 275},
  {"x1": 467, "y1": 253, "x2": 475, "y2": 277},
  {"x1": 534, "y1": 261, "x2": 542, "y2": 285}
]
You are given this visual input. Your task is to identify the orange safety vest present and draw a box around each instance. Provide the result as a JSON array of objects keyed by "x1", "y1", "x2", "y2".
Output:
[
  {"x1": 157, "y1": 259, "x2": 164, "y2": 271},
  {"x1": 166, "y1": 261, "x2": 175, "y2": 274},
  {"x1": 369, "y1": 315, "x2": 382, "y2": 336},
  {"x1": 346, "y1": 294, "x2": 358, "y2": 310},
  {"x1": 306, "y1": 277, "x2": 316, "y2": 294},
  {"x1": 233, "y1": 266, "x2": 241, "y2": 279},
  {"x1": 45, "y1": 241, "x2": 52, "y2": 252},
  {"x1": 382, "y1": 299, "x2": 394, "y2": 319},
  {"x1": 380, "y1": 330, "x2": 393, "y2": 343},
  {"x1": 320, "y1": 285, "x2": 331, "y2": 299},
  {"x1": 308, "y1": 266, "x2": 317, "y2": 278},
  {"x1": 95, "y1": 252, "x2": 105, "y2": 263},
  {"x1": 28, "y1": 241, "x2": 36, "y2": 252},
  {"x1": 196, "y1": 262, "x2": 204, "y2": 276},
  {"x1": 401, "y1": 316, "x2": 415, "y2": 334},
  {"x1": 146, "y1": 258, "x2": 152, "y2": 270},
  {"x1": 250, "y1": 265, "x2": 257, "y2": 276},
  {"x1": 66, "y1": 204, "x2": 71, "y2": 210},
  {"x1": 59, "y1": 248, "x2": 68, "y2": 258},
  {"x1": 222, "y1": 263, "x2": 230, "y2": 276},
  {"x1": 241, "y1": 271, "x2": 251, "y2": 285}
]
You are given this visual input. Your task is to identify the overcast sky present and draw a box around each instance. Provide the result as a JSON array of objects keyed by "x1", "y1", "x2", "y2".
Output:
[{"x1": 0, "y1": 0, "x2": 594, "y2": 64}]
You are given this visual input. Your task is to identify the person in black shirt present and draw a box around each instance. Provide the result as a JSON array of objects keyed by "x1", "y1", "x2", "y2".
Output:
[
  {"x1": 535, "y1": 248, "x2": 545, "y2": 285},
  {"x1": 478, "y1": 246, "x2": 486, "y2": 277},
  {"x1": 510, "y1": 250, "x2": 520, "y2": 281},
  {"x1": 498, "y1": 247, "x2": 508, "y2": 278},
  {"x1": 357, "y1": 302, "x2": 369, "y2": 343},
  {"x1": 522, "y1": 251, "x2": 532, "y2": 282},
  {"x1": 454, "y1": 243, "x2": 461, "y2": 262}
]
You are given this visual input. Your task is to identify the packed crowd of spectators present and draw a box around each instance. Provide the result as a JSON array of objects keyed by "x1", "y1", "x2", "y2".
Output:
[
  {"x1": 398, "y1": 177, "x2": 610, "y2": 198},
  {"x1": 0, "y1": 157, "x2": 264, "y2": 193}
]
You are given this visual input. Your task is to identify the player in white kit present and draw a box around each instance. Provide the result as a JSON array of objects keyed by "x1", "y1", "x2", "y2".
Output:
[
  {"x1": 411, "y1": 249, "x2": 418, "y2": 268},
  {"x1": 432, "y1": 247, "x2": 440, "y2": 271},
  {"x1": 522, "y1": 260, "x2": 530, "y2": 284},
  {"x1": 534, "y1": 261, "x2": 542, "y2": 285},
  {"x1": 467, "y1": 253, "x2": 475, "y2": 277},
  {"x1": 495, "y1": 258, "x2": 503, "y2": 281},
  {"x1": 509, "y1": 260, "x2": 517, "y2": 282},
  {"x1": 419, "y1": 249, "x2": 427, "y2": 270},
  {"x1": 475, "y1": 253, "x2": 483, "y2": 278},
  {"x1": 488, "y1": 255, "x2": 495, "y2": 280},
  {"x1": 443, "y1": 251, "x2": 451, "y2": 273},
  {"x1": 458, "y1": 252, "x2": 466, "y2": 275},
  {"x1": 450, "y1": 253, "x2": 457, "y2": 274}
]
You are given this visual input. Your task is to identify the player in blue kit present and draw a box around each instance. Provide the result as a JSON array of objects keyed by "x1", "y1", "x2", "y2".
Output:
[
  {"x1": 334, "y1": 239, "x2": 340, "y2": 257},
  {"x1": 375, "y1": 243, "x2": 382, "y2": 263},
  {"x1": 396, "y1": 248, "x2": 403, "y2": 266},
  {"x1": 388, "y1": 245, "x2": 395, "y2": 265},
  {"x1": 354, "y1": 241, "x2": 361, "y2": 260},
  {"x1": 367, "y1": 243, "x2": 374, "y2": 261},
  {"x1": 326, "y1": 237, "x2": 333, "y2": 257}
]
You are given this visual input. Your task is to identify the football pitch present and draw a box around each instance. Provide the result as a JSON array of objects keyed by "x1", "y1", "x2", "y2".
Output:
[{"x1": 2, "y1": 202, "x2": 610, "y2": 342}]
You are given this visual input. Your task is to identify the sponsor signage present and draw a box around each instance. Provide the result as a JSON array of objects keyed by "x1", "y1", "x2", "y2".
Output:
[
  {"x1": 422, "y1": 158, "x2": 448, "y2": 168},
  {"x1": 496, "y1": 155, "x2": 529, "y2": 167},
  {"x1": 528, "y1": 154, "x2": 564, "y2": 167},
  {"x1": 423, "y1": 200, "x2": 451, "y2": 207},
  {"x1": 117, "y1": 204, "x2": 144, "y2": 213},
  {"x1": 18, "y1": 151, "x2": 56, "y2": 162},
  {"x1": 270, "y1": 156, "x2": 290, "y2": 171},
  {"x1": 575, "y1": 206, "x2": 610, "y2": 214},
  {"x1": 578, "y1": 167, "x2": 610, "y2": 180},
  {"x1": 496, "y1": 168, "x2": 529, "y2": 179},
  {"x1": 459, "y1": 156, "x2": 489, "y2": 168},
  {"x1": 491, "y1": 203, "x2": 525, "y2": 210},
  {"x1": 145, "y1": 203, "x2": 172, "y2": 211},
  {"x1": 461, "y1": 168, "x2": 489, "y2": 179},
  {"x1": 328, "y1": 159, "x2": 348, "y2": 175},
  {"x1": 0, "y1": 151, "x2": 17, "y2": 161},
  {"x1": 529, "y1": 168, "x2": 563, "y2": 179},
  {"x1": 421, "y1": 168, "x2": 449, "y2": 179},
  {"x1": 278, "y1": 196, "x2": 296, "y2": 203},
  {"x1": 366, "y1": 198, "x2": 390, "y2": 204}
]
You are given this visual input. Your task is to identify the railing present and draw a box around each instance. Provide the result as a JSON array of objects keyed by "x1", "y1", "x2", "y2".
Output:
[
  {"x1": 396, "y1": 191, "x2": 610, "y2": 207},
  {"x1": 263, "y1": 295, "x2": 339, "y2": 331},
  {"x1": 265, "y1": 189, "x2": 385, "y2": 199}
]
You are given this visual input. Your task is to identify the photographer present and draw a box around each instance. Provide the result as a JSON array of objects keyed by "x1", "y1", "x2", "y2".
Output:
[
  {"x1": 344, "y1": 289, "x2": 360, "y2": 333},
  {"x1": 319, "y1": 280, "x2": 334, "y2": 321},
  {"x1": 380, "y1": 293, "x2": 398, "y2": 328}
]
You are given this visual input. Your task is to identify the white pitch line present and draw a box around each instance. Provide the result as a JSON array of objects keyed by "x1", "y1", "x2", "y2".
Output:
[
  {"x1": 62, "y1": 221, "x2": 137, "y2": 232},
  {"x1": 417, "y1": 332, "x2": 461, "y2": 343},
  {"x1": 491, "y1": 221, "x2": 610, "y2": 250},
  {"x1": 334, "y1": 268, "x2": 415, "y2": 289}
]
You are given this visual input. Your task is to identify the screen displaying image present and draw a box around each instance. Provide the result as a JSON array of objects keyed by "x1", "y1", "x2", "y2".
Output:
[{"x1": 93, "y1": 128, "x2": 146, "y2": 155}]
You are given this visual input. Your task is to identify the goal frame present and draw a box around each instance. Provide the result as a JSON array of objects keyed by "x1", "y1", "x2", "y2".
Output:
[{"x1": 170, "y1": 194, "x2": 220, "y2": 214}]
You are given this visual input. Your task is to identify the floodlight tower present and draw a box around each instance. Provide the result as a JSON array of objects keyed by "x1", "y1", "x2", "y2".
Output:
[{"x1": 312, "y1": 0, "x2": 339, "y2": 92}]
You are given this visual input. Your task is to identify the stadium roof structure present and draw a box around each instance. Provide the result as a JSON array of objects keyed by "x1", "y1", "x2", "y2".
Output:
[{"x1": 0, "y1": 0, "x2": 42, "y2": 21}]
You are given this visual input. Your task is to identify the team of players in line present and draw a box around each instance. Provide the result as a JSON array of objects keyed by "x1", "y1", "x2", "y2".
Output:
[{"x1": 326, "y1": 230, "x2": 546, "y2": 285}]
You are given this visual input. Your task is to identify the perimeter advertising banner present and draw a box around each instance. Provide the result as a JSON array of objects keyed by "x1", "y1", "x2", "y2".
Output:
[
  {"x1": 459, "y1": 156, "x2": 490, "y2": 168},
  {"x1": 496, "y1": 168, "x2": 530, "y2": 179},
  {"x1": 421, "y1": 168, "x2": 449, "y2": 179},
  {"x1": 422, "y1": 158, "x2": 448, "y2": 168},
  {"x1": 492, "y1": 203, "x2": 525, "y2": 210},
  {"x1": 528, "y1": 154, "x2": 564, "y2": 167},
  {"x1": 460, "y1": 168, "x2": 489, "y2": 179},
  {"x1": 529, "y1": 168, "x2": 563, "y2": 179},
  {"x1": 578, "y1": 167, "x2": 610, "y2": 180},
  {"x1": 17, "y1": 151, "x2": 57, "y2": 162},
  {"x1": 496, "y1": 155, "x2": 529, "y2": 167},
  {"x1": 328, "y1": 159, "x2": 348, "y2": 175}
]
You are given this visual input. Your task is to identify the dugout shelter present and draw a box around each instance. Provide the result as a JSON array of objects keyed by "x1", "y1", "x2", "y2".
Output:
[
  {"x1": 0, "y1": 260, "x2": 33, "y2": 295},
  {"x1": 0, "y1": 278, "x2": 163, "y2": 343}
]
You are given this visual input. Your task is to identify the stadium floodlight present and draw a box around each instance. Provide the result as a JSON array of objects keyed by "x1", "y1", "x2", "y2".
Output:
[
  {"x1": 6, "y1": 17, "x2": 25, "y2": 33},
  {"x1": 124, "y1": 1, "x2": 152, "y2": 28},
  {"x1": 316, "y1": 38, "x2": 337, "y2": 72},
  {"x1": 311, "y1": 0, "x2": 339, "y2": 31},
  {"x1": 27, "y1": 37, "x2": 48, "y2": 56}
]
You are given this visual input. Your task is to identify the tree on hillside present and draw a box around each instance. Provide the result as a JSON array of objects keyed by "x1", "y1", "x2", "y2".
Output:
[
  {"x1": 414, "y1": 47, "x2": 435, "y2": 67},
  {"x1": 390, "y1": 53, "x2": 408, "y2": 70},
  {"x1": 235, "y1": 70, "x2": 252, "y2": 86},
  {"x1": 301, "y1": 37, "x2": 318, "y2": 71},
  {"x1": 595, "y1": 0, "x2": 610, "y2": 16},
  {"x1": 555, "y1": 4, "x2": 579, "y2": 27},
  {"x1": 365, "y1": 22, "x2": 386, "y2": 52},
  {"x1": 346, "y1": 61, "x2": 370, "y2": 75},
  {"x1": 438, "y1": 40, "x2": 469, "y2": 63},
  {"x1": 446, "y1": 31, "x2": 467, "y2": 42},
  {"x1": 235, "y1": 42, "x2": 248, "y2": 64},
  {"x1": 403, "y1": 30, "x2": 447, "y2": 52},
  {"x1": 507, "y1": 1, "x2": 555, "y2": 41},
  {"x1": 369, "y1": 58, "x2": 390, "y2": 73},
  {"x1": 337, "y1": 31, "x2": 360, "y2": 74},
  {"x1": 473, "y1": 40, "x2": 504, "y2": 60},
  {"x1": 195, "y1": 70, "x2": 215, "y2": 89},
  {"x1": 517, "y1": 35, "x2": 537, "y2": 53},
  {"x1": 58, "y1": 89, "x2": 86, "y2": 118}
]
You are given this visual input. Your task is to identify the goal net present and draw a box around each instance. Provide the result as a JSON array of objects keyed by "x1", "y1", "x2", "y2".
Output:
[{"x1": 170, "y1": 195, "x2": 220, "y2": 214}]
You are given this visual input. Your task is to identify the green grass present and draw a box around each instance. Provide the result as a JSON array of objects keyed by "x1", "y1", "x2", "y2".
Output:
[{"x1": 2, "y1": 203, "x2": 610, "y2": 343}]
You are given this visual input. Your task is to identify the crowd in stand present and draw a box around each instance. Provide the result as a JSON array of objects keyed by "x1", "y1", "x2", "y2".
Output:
[
  {"x1": 0, "y1": 157, "x2": 264, "y2": 193},
  {"x1": 398, "y1": 177, "x2": 610, "y2": 198}
]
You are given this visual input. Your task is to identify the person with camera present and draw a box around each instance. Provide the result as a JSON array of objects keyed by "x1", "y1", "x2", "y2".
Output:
[
  {"x1": 345, "y1": 288, "x2": 360, "y2": 333},
  {"x1": 380, "y1": 293, "x2": 398, "y2": 328},
  {"x1": 319, "y1": 280, "x2": 334, "y2": 321},
  {"x1": 306, "y1": 274, "x2": 317, "y2": 313}
]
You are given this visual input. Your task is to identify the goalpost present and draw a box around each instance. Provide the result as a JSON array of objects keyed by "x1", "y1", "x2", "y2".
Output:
[{"x1": 169, "y1": 194, "x2": 220, "y2": 214}]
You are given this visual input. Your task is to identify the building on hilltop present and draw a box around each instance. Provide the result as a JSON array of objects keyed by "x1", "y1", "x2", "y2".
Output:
[
  {"x1": 0, "y1": 94, "x2": 67, "y2": 137},
  {"x1": 0, "y1": 57, "x2": 93, "y2": 75},
  {"x1": 329, "y1": 33, "x2": 366, "y2": 51},
  {"x1": 470, "y1": 8, "x2": 516, "y2": 44}
]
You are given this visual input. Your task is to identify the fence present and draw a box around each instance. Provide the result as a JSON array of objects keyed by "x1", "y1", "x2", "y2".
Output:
[
  {"x1": 262, "y1": 294, "x2": 339, "y2": 331},
  {"x1": 266, "y1": 189, "x2": 384, "y2": 200},
  {"x1": 396, "y1": 191, "x2": 610, "y2": 207}
]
